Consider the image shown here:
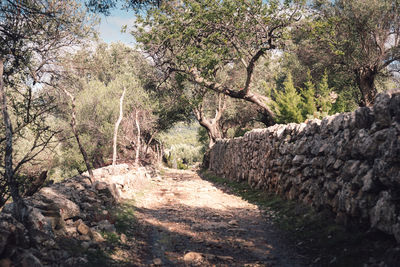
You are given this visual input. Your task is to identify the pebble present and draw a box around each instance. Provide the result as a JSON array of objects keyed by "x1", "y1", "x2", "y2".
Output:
[
  {"x1": 183, "y1": 252, "x2": 204, "y2": 262},
  {"x1": 153, "y1": 258, "x2": 162, "y2": 265},
  {"x1": 120, "y1": 233, "x2": 127, "y2": 244},
  {"x1": 77, "y1": 221, "x2": 90, "y2": 235},
  {"x1": 228, "y1": 220, "x2": 239, "y2": 226}
]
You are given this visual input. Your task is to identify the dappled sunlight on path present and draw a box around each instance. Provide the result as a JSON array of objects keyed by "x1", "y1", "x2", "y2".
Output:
[{"x1": 131, "y1": 168, "x2": 305, "y2": 267}]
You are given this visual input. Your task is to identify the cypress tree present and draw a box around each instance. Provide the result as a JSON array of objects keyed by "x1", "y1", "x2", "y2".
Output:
[
  {"x1": 301, "y1": 71, "x2": 317, "y2": 119},
  {"x1": 273, "y1": 73, "x2": 304, "y2": 124}
]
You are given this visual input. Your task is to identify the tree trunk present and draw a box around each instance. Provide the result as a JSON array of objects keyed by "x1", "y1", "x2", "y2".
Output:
[
  {"x1": 355, "y1": 67, "x2": 378, "y2": 107},
  {"x1": 62, "y1": 88, "x2": 94, "y2": 182},
  {"x1": 194, "y1": 95, "x2": 225, "y2": 148},
  {"x1": 145, "y1": 131, "x2": 156, "y2": 155},
  {"x1": 204, "y1": 122, "x2": 223, "y2": 148},
  {"x1": 112, "y1": 87, "x2": 126, "y2": 167},
  {"x1": 135, "y1": 110, "x2": 141, "y2": 166},
  {"x1": 155, "y1": 144, "x2": 160, "y2": 163},
  {"x1": 189, "y1": 67, "x2": 276, "y2": 126},
  {"x1": 24, "y1": 171, "x2": 47, "y2": 197},
  {"x1": 0, "y1": 58, "x2": 27, "y2": 220}
]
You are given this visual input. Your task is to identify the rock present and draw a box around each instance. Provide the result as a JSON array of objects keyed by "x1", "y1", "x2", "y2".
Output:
[
  {"x1": 292, "y1": 155, "x2": 305, "y2": 165},
  {"x1": 27, "y1": 207, "x2": 53, "y2": 234},
  {"x1": 389, "y1": 93, "x2": 400, "y2": 123},
  {"x1": 228, "y1": 220, "x2": 239, "y2": 226},
  {"x1": 90, "y1": 230, "x2": 105, "y2": 242},
  {"x1": 78, "y1": 235, "x2": 91, "y2": 241},
  {"x1": 370, "y1": 191, "x2": 396, "y2": 234},
  {"x1": 374, "y1": 92, "x2": 392, "y2": 129},
  {"x1": 65, "y1": 257, "x2": 88, "y2": 266},
  {"x1": 94, "y1": 181, "x2": 108, "y2": 191},
  {"x1": 183, "y1": 252, "x2": 204, "y2": 263},
  {"x1": 18, "y1": 251, "x2": 43, "y2": 267},
  {"x1": 153, "y1": 258, "x2": 162, "y2": 265},
  {"x1": 36, "y1": 187, "x2": 81, "y2": 220},
  {"x1": 64, "y1": 226, "x2": 77, "y2": 237},
  {"x1": 81, "y1": 241, "x2": 91, "y2": 250},
  {"x1": 96, "y1": 220, "x2": 116, "y2": 232},
  {"x1": 0, "y1": 164, "x2": 148, "y2": 266},
  {"x1": 217, "y1": 255, "x2": 234, "y2": 261},
  {"x1": 93, "y1": 182, "x2": 120, "y2": 203},
  {"x1": 361, "y1": 170, "x2": 375, "y2": 192},
  {"x1": 342, "y1": 160, "x2": 360, "y2": 180},
  {"x1": 76, "y1": 220, "x2": 90, "y2": 235},
  {"x1": 208, "y1": 90, "x2": 400, "y2": 244},
  {"x1": 120, "y1": 233, "x2": 127, "y2": 244}
]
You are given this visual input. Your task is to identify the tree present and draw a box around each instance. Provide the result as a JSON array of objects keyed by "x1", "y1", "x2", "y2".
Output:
[
  {"x1": 301, "y1": 71, "x2": 318, "y2": 118},
  {"x1": 59, "y1": 79, "x2": 95, "y2": 182},
  {"x1": 298, "y1": 0, "x2": 400, "y2": 106},
  {"x1": 53, "y1": 43, "x2": 160, "y2": 172},
  {"x1": 193, "y1": 92, "x2": 226, "y2": 148},
  {"x1": 134, "y1": 0, "x2": 304, "y2": 126},
  {"x1": 119, "y1": 76, "x2": 157, "y2": 165},
  {"x1": 316, "y1": 71, "x2": 334, "y2": 116},
  {"x1": 0, "y1": 0, "x2": 94, "y2": 215},
  {"x1": 272, "y1": 73, "x2": 304, "y2": 123},
  {"x1": 268, "y1": 70, "x2": 340, "y2": 123},
  {"x1": 84, "y1": 0, "x2": 162, "y2": 14},
  {"x1": 112, "y1": 87, "x2": 126, "y2": 167}
]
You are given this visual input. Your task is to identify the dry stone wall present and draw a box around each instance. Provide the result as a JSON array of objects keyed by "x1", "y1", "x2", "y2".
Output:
[
  {"x1": 209, "y1": 90, "x2": 400, "y2": 242},
  {"x1": 0, "y1": 164, "x2": 155, "y2": 266}
]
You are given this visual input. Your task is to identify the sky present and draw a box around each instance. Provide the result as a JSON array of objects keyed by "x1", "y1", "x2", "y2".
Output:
[{"x1": 96, "y1": 8, "x2": 137, "y2": 45}]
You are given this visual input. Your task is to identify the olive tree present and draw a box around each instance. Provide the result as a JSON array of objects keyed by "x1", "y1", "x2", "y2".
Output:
[
  {"x1": 297, "y1": 0, "x2": 400, "y2": 106},
  {"x1": 0, "y1": 0, "x2": 94, "y2": 216},
  {"x1": 134, "y1": 0, "x2": 304, "y2": 126}
]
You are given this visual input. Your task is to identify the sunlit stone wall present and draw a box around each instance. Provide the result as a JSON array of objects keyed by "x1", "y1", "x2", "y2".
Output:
[{"x1": 209, "y1": 90, "x2": 400, "y2": 242}]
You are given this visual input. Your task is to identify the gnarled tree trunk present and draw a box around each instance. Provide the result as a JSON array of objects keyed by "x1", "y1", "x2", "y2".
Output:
[
  {"x1": 194, "y1": 94, "x2": 226, "y2": 148},
  {"x1": 355, "y1": 67, "x2": 378, "y2": 107},
  {"x1": 188, "y1": 52, "x2": 276, "y2": 127}
]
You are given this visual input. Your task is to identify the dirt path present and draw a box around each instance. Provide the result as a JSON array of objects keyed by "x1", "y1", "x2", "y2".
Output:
[{"x1": 130, "y1": 168, "x2": 306, "y2": 267}]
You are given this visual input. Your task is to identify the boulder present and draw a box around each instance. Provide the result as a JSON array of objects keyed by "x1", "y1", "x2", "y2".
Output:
[{"x1": 35, "y1": 187, "x2": 80, "y2": 220}]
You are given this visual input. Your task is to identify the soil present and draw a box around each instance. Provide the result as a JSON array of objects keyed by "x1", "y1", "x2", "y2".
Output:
[{"x1": 126, "y1": 168, "x2": 307, "y2": 267}]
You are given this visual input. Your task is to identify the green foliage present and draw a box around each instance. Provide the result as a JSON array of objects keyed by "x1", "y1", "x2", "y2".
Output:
[
  {"x1": 51, "y1": 42, "x2": 159, "y2": 178},
  {"x1": 270, "y1": 71, "x2": 342, "y2": 124},
  {"x1": 102, "y1": 231, "x2": 120, "y2": 245},
  {"x1": 159, "y1": 122, "x2": 203, "y2": 168},
  {"x1": 136, "y1": 0, "x2": 302, "y2": 77},
  {"x1": 0, "y1": 0, "x2": 96, "y2": 204},
  {"x1": 272, "y1": 73, "x2": 304, "y2": 123},
  {"x1": 134, "y1": 0, "x2": 304, "y2": 126},
  {"x1": 301, "y1": 71, "x2": 317, "y2": 118},
  {"x1": 316, "y1": 71, "x2": 333, "y2": 116},
  {"x1": 197, "y1": 127, "x2": 209, "y2": 153},
  {"x1": 296, "y1": 0, "x2": 400, "y2": 105},
  {"x1": 331, "y1": 88, "x2": 359, "y2": 114},
  {"x1": 113, "y1": 202, "x2": 137, "y2": 233}
]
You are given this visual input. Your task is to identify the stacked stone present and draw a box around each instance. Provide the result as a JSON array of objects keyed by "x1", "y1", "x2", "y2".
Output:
[
  {"x1": 209, "y1": 90, "x2": 400, "y2": 243},
  {"x1": 0, "y1": 164, "x2": 142, "y2": 266}
]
